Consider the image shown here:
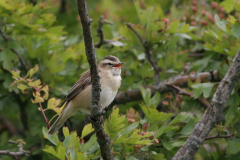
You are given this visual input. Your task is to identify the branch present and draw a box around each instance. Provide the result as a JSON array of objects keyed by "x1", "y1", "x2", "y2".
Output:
[
  {"x1": 166, "y1": 83, "x2": 209, "y2": 108},
  {"x1": 0, "y1": 26, "x2": 30, "y2": 71},
  {"x1": 0, "y1": 140, "x2": 30, "y2": 159},
  {"x1": 94, "y1": 15, "x2": 113, "y2": 48},
  {"x1": 125, "y1": 23, "x2": 161, "y2": 84},
  {"x1": 77, "y1": 1, "x2": 113, "y2": 160},
  {"x1": 173, "y1": 49, "x2": 240, "y2": 160},
  {"x1": 113, "y1": 70, "x2": 220, "y2": 105},
  {"x1": 206, "y1": 132, "x2": 237, "y2": 140}
]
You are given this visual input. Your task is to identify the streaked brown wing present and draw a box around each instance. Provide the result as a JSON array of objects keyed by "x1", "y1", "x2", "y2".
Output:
[{"x1": 60, "y1": 70, "x2": 92, "y2": 109}]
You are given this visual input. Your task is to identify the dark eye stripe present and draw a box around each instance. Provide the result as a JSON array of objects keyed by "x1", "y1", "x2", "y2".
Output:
[{"x1": 103, "y1": 56, "x2": 117, "y2": 62}]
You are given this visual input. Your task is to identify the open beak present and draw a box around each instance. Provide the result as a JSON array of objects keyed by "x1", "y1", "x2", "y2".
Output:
[{"x1": 113, "y1": 62, "x2": 124, "y2": 69}]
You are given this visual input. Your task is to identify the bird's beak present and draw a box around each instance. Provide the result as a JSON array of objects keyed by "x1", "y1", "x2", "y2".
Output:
[{"x1": 113, "y1": 63, "x2": 124, "y2": 69}]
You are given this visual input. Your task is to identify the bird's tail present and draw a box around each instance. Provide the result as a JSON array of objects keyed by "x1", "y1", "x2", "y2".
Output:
[{"x1": 48, "y1": 102, "x2": 75, "y2": 135}]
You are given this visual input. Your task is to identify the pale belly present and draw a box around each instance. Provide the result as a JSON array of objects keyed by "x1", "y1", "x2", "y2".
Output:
[
  {"x1": 73, "y1": 84, "x2": 118, "y2": 114},
  {"x1": 100, "y1": 86, "x2": 118, "y2": 109}
]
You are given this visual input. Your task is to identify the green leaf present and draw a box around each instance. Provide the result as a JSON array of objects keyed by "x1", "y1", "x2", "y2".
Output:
[
  {"x1": 77, "y1": 152, "x2": 87, "y2": 160},
  {"x1": 105, "y1": 107, "x2": 125, "y2": 139},
  {"x1": 25, "y1": 64, "x2": 39, "y2": 78},
  {"x1": 117, "y1": 122, "x2": 139, "y2": 138},
  {"x1": 63, "y1": 127, "x2": 69, "y2": 138},
  {"x1": 226, "y1": 138, "x2": 240, "y2": 155},
  {"x1": 10, "y1": 70, "x2": 21, "y2": 78},
  {"x1": 42, "y1": 127, "x2": 58, "y2": 145},
  {"x1": 231, "y1": 23, "x2": 240, "y2": 39},
  {"x1": 0, "y1": 50, "x2": 18, "y2": 70},
  {"x1": 169, "y1": 112, "x2": 192, "y2": 125},
  {"x1": 149, "y1": 92, "x2": 161, "y2": 108},
  {"x1": 80, "y1": 134, "x2": 97, "y2": 152},
  {"x1": 47, "y1": 98, "x2": 61, "y2": 113},
  {"x1": 214, "y1": 14, "x2": 227, "y2": 32},
  {"x1": 192, "y1": 83, "x2": 215, "y2": 98},
  {"x1": 140, "y1": 86, "x2": 151, "y2": 105},
  {"x1": 152, "y1": 153, "x2": 166, "y2": 160},
  {"x1": 81, "y1": 123, "x2": 94, "y2": 138},
  {"x1": 57, "y1": 144, "x2": 66, "y2": 160},
  {"x1": 179, "y1": 120, "x2": 195, "y2": 136},
  {"x1": 225, "y1": 94, "x2": 240, "y2": 126},
  {"x1": 220, "y1": 0, "x2": 234, "y2": 13},
  {"x1": 141, "y1": 105, "x2": 172, "y2": 124},
  {"x1": 43, "y1": 145, "x2": 57, "y2": 157},
  {"x1": 154, "y1": 126, "x2": 179, "y2": 139},
  {"x1": 167, "y1": 20, "x2": 180, "y2": 33},
  {"x1": 63, "y1": 135, "x2": 71, "y2": 147},
  {"x1": 17, "y1": 84, "x2": 29, "y2": 93},
  {"x1": 28, "y1": 79, "x2": 41, "y2": 88}
]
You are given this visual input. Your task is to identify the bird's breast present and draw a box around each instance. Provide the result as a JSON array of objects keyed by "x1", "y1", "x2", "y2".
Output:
[{"x1": 100, "y1": 75, "x2": 121, "y2": 108}]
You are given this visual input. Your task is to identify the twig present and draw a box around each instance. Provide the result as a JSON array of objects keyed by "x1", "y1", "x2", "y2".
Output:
[
  {"x1": 206, "y1": 132, "x2": 237, "y2": 140},
  {"x1": 166, "y1": 83, "x2": 209, "y2": 108},
  {"x1": 0, "y1": 26, "x2": 30, "y2": 70},
  {"x1": 32, "y1": 87, "x2": 50, "y2": 128},
  {"x1": 125, "y1": 23, "x2": 161, "y2": 84},
  {"x1": 173, "y1": 49, "x2": 240, "y2": 160},
  {"x1": 0, "y1": 140, "x2": 30, "y2": 159},
  {"x1": 0, "y1": 115, "x2": 18, "y2": 136},
  {"x1": 77, "y1": 0, "x2": 113, "y2": 160},
  {"x1": 94, "y1": 15, "x2": 113, "y2": 48}
]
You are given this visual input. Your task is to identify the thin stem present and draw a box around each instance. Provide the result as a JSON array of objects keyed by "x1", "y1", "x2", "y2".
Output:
[{"x1": 32, "y1": 86, "x2": 50, "y2": 128}]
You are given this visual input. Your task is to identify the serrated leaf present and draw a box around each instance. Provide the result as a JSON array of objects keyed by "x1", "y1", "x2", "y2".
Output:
[
  {"x1": 140, "y1": 86, "x2": 151, "y2": 105},
  {"x1": 42, "y1": 127, "x2": 58, "y2": 145},
  {"x1": 10, "y1": 70, "x2": 21, "y2": 78},
  {"x1": 28, "y1": 79, "x2": 41, "y2": 87},
  {"x1": 192, "y1": 83, "x2": 215, "y2": 98},
  {"x1": 63, "y1": 135, "x2": 71, "y2": 147},
  {"x1": 57, "y1": 144, "x2": 66, "y2": 160},
  {"x1": 117, "y1": 122, "x2": 139, "y2": 138},
  {"x1": 152, "y1": 153, "x2": 166, "y2": 160},
  {"x1": 80, "y1": 134, "x2": 97, "y2": 152},
  {"x1": 43, "y1": 145, "x2": 57, "y2": 157},
  {"x1": 77, "y1": 152, "x2": 87, "y2": 160},
  {"x1": 25, "y1": 64, "x2": 39, "y2": 78},
  {"x1": 214, "y1": 14, "x2": 227, "y2": 32},
  {"x1": 63, "y1": 127, "x2": 69, "y2": 138},
  {"x1": 0, "y1": 50, "x2": 18, "y2": 70},
  {"x1": 169, "y1": 112, "x2": 192, "y2": 125},
  {"x1": 47, "y1": 98, "x2": 61, "y2": 113},
  {"x1": 167, "y1": 20, "x2": 180, "y2": 33},
  {"x1": 17, "y1": 84, "x2": 29, "y2": 93},
  {"x1": 81, "y1": 123, "x2": 94, "y2": 138}
]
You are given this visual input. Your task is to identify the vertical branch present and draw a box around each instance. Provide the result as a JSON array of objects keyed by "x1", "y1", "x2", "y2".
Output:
[
  {"x1": 173, "y1": 49, "x2": 240, "y2": 160},
  {"x1": 77, "y1": 1, "x2": 113, "y2": 160}
]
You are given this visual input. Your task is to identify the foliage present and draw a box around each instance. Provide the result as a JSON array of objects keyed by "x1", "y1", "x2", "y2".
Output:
[{"x1": 1, "y1": 0, "x2": 240, "y2": 160}]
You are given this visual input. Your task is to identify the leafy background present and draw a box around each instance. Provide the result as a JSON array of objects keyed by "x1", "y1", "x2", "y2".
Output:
[{"x1": 1, "y1": 0, "x2": 240, "y2": 159}]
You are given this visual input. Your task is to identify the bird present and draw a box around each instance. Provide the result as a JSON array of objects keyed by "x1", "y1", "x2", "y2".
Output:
[{"x1": 48, "y1": 55, "x2": 124, "y2": 135}]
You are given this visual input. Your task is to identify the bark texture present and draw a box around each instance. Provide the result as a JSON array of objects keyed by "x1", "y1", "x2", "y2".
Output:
[
  {"x1": 172, "y1": 49, "x2": 240, "y2": 160},
  {"x1": 77, "y1": 1, "x2": 113, "y2": 159}
]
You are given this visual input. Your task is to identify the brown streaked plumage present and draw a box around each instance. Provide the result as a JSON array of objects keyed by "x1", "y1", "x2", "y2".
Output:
[{"x1": 48, "y1": 55, "x2": 123, "y2": 135}]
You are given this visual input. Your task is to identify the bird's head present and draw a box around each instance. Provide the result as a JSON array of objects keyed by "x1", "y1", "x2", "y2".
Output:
[{"x1": 98, "y1": 55, "x2": 124, "y2": 76}]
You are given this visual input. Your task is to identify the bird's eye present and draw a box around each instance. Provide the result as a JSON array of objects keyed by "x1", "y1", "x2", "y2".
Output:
[{"x1": 108, "y1": 63, "x2": 112, "y2": 65}]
